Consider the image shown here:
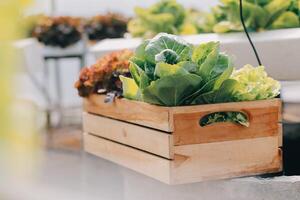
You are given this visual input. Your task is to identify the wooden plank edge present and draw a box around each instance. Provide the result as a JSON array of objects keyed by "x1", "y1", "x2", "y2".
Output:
[
  {"x1": 82, "y1": 112, "x2": 174, "y2": 159},
  {"x1": 169, "y1": 148, "x2": 282, "y2": 185},
  {"x1": 170, "y1": 98, "x2": 282, "y2": 114},
  {"x1": 170, "y1": 136, "x2": 282, "y2": 184},
  {"x1": 84, "y1": 95, "x2": 172, "y2": 132},
  {"x1": 83, "y1": 132, "x2": 172, "y2": 184},
  {"x1": 278, "y1": 123, "x2": 283, "y2": 147},
  {"x1": 172, "y1": 122, "x2": 282, "y2": 146}
]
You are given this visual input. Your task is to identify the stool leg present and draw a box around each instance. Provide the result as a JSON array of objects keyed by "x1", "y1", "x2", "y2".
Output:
[
  {"x1": 54, "y1": 59, "x2": 62, "y2": 126},
  {"x1": 79, "y1": 55, "x2": 85, "y2": 70},
  {"x1": 43, "y1": 59, "x2": 52, "y2": 128}
]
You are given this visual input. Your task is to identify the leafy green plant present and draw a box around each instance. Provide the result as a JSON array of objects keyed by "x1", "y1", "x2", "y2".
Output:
[
  {"x1": 32, "y1": 16, "x2": 83, "y2": 48},
  {"x1": 120, "y1": 33, "x2": 280, "y2": 107},
  {"x1": 180, "y1": 9, "x2": 217, "y2": 34},
  {"x1": 212, "y1": 0, "x2": 300, "y2": 33},
  {"x1": 231, "y1": 65, "x2": 280, "y2": 101},
  {"x1": 127, "y1": 0, "x2": 223, "y2": 37},
  {"x1": 128, "y1": 0, "x2": 185, "y2": 37},
  {"x1": 120, "y1": 33, "x2": 237, "y2": 106},
  {"x1": 74, "y1": 50, "x2": 133, "y2": 97},
  {"x1": 84, "y1": 13, "x2": 128, "y2": 41},
  {"x1": 200, "y1": 112, "x2": 249, "y2": 127}
]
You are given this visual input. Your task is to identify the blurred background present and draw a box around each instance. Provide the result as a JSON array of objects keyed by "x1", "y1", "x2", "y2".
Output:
[
  {"x1": 1, "y1": 0, "x2": 300, "y2": 199},
  {"x1": 27, "y1": 0, "x2": 217, "y2": 16}
]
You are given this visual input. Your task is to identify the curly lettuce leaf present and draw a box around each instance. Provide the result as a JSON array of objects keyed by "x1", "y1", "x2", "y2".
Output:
[{"x1": 231, "y1": 65, "x2": 281, "y2": 101}]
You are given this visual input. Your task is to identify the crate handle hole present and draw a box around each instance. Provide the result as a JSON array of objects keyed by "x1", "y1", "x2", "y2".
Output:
[{"x1": 199, "y1": 111, "x2": 249, "y2": 127}]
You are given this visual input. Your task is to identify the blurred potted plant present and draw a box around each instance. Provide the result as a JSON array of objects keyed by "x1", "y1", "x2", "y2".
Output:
[
  {"x1": 74, "y1": 49, "x2": 133, "y2": 100},
  {"x1": 84, "y1": 13, "x2": 128, "y2": 42},
  {"x1": 212, "y1": 0, "x2": 299, "y2": 33},
  {"x1": 29, "y1": 15, "x2": 85, "y2": 56}
]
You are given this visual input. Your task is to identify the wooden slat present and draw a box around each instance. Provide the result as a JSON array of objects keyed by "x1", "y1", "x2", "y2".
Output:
[
  {"x1": 84, "y1": 133, "x2": 282, "y2": 185},
  {"x1": 84, "y1": 95, "x2": 172, "y2": 132},
  {"x1": 278, "y1": 123, "x2": 283, "y2": 147},
  {"x1": 171, "y1": 99, "x2": 281, "y2": 145},
  {"x1": 170, "y1": 136, "x2": 282, "y2": 184},
  {"x1": 170, "y1": 98, "x2": 281, "y2": 115},
  {"x1": 83, "y1": 112, "x2": 173, "y2": 159},
  {"x1": 84, "y1": 133, "x2": 171, "y2": 184}
]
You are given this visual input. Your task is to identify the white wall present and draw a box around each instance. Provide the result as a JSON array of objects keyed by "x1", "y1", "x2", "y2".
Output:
[{"x1": 27, "y1": 0, "x2": 218, "y2": 17}]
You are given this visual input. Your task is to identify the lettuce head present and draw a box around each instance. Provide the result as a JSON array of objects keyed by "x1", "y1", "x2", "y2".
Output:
[
  {"x1": 120, "y1": 33, "x2": 280, "y2": 106},
  {"x1": 231, "y1": 65, "x2": 281, "y2": 101},
  {"x1": 120, "y1": 33, "x2": 236, "y2": 106}
]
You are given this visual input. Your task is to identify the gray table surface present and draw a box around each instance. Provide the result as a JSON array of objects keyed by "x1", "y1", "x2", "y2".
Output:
[{"x1": 1, "y1": 148, "x2": 300, "y2": 200}]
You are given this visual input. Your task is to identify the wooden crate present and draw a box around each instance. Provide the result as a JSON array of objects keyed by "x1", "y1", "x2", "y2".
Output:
[{"x1": 83, "y1": 94, "x2": 282, "y2": 184}]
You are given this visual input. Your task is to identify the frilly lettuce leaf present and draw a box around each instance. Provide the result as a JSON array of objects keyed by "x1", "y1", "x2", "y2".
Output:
[{"x1": 231, "y1": 65, "x2": 281, "y2": 101}]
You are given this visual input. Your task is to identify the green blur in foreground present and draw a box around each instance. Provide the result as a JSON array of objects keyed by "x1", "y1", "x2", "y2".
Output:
[
  {"x1": 0, "y1": 0, "x2": 40, "y2": 179},
  {"x1": 120, "y1": 33, "x2": 280, "y2": 107},
  {"x1": 212, "y1": 0, "x2": 300, "y2": 33}
]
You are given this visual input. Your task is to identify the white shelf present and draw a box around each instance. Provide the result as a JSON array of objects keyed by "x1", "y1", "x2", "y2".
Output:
[
  {"x1": 89, "y1": 28, "x2": 300, "y2": 81},
  {"x1": 42, "y1": 40, "x2": 86, "y2": 57}
]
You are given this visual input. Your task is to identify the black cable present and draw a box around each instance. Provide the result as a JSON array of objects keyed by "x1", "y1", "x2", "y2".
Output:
[{"x1": 239, "y1": 0, "x2": 262, "y2": 66}]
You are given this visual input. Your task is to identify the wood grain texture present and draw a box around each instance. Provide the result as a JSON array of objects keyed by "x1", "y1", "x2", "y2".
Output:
[
  {"x1": 83, "y1": 112, "x2": 173, "y2": 159},
  {"x1": 84, "y1": 133, "x2": 171, "y2": 184},
  {"x1": 278, "y1": 123, "x2": 283, "y2": 147},
  {"x1": 171, "y1": 99, "x2": 282, "y2": 145},
  {"x1": 83, "y1": 95, "x2": 172, "y2": 132},
  {"x1": 82, "y1": 96, "x2": 282, "y2": 184},
  {"x1": 83, "y1": 133, "x2": 282, "y2": 185},
  {"x1": 170, "y1": 136, "x2": 282, "y2": 184}
]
